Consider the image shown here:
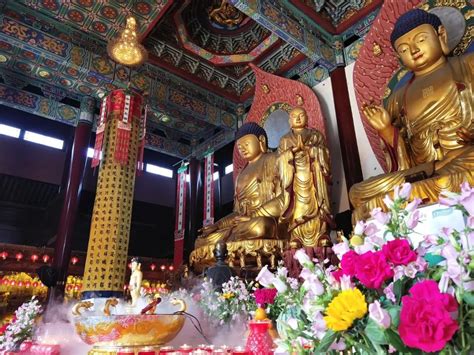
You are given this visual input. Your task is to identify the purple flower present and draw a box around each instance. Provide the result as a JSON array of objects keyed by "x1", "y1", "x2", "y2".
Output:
[
  {"x1": 406, "y1": 210, "x2": 421, "y2": 229},
  {"x1": 384, "y1": 282, "x2": 396, "y2": 303},
  {"x1": 369, "y1": 301, "x2": 391, "y2": 329},
  {"x1": 370, "y1": 207, "x2": 391, "y2": 224},
  {"x1": 467, "y1": 216, "x2": 474, "y2": 229},
  {"x1": 383, "y1": 194, "x2": 394, "y2": 209},
  {"x1": 364, "y1": 223, "x2": 379, "y2": 236},
  {"x1": 405, "y1": 198, "x2": 422, "y2": 213},
  {"x1": 294, "y1": 248, "x2": 311, "y2": 266},
  {"x1": 332, "y1": 240, "x2": 350, "y2": 260},
  {"x1": 460, "y1": 182, "x2": 474, "y2": 216},
  {"x1": 398, "y1": 183, "x2": 413, "y2": 200}
]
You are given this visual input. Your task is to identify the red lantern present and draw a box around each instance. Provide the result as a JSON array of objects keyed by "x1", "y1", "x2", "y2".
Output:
[
  {"x1": 71, "y1": 256, "x2": 79, "y2": 265},
  {"x1": 15, "y1": 252, "x2": 23, "y2": 261},
  {"x1": 32, "y1": 282, "x2": 38, "y2": 288},
  {"x1": 10, "y1": 280, "x2": 16, "y2": 286},
  {"x1": 18, "y1": 281, "x2": 24, "y2": 287},
  {"x1": 42, "y1": 254, "x2": 50, "y2": 263},
  {"x1": 2, "y1": 279, "x2": 8, "y2": 285},
  {"x1": 160, "y1": 265, "x2": 166, "y2": 271},
  {"x1": 169, "y1": 265, "x2": 174, "y2": 271},
  {"x1": 25, "y1": 281, "x2": 31, "y2": 288},
  {"x1": 150, "y1": 263, "x2": 156, "y2": 271},
  {"x1": 0, "y1": 251, "x2": 8, "y2": 260},
  {"x1": 31, "y1": 254, "x2": 39, "y2": 262},
  {"x1": 74, "y1": 285, "x2": 80, "y2": 291}
]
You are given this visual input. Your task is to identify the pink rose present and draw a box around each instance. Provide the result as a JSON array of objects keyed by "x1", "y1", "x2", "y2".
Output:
[
  {"x1": 341, "y1": 250, "x2": 359, "y2": 276},
  {"x1": 399, "y1": 280, "x2": 458, "y2": 352},
  {"x1": 382, "y1": 239, "x2": 417, "y2": 266},
  {"x1": 354, "y1": 251, "x2": 394, "y2": 289}
]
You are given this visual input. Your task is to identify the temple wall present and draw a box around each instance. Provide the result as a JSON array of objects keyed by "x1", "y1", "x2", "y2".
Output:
[
  {"x1": 345, "y1": 62, "x2": 384, "y2": 179},
  {"x1": 312, "y1": 78, "x2": 350, "y2": 213}
]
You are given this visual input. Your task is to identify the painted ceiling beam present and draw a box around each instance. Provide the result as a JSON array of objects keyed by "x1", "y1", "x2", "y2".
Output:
[
  {"x1": 228, "y1": 0, "x2": 338, "y2": 70},
  {"x1": 0, "y1": 82, "x2": 190, "y2": 159},
  {"x1": 0, "y1": 10, "x2": 238, "y2": 138}
]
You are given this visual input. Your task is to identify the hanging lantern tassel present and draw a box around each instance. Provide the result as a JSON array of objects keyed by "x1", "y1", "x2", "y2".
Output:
[
  {"x1": 136, "y1": 104, "x2": 147, "y2": 174},
  {"x1": 92, "y1": 96, "x2": 109, "y2": 168},
  {"x1": 115, "y1": 94, "x2": 132, "y2": 165}
]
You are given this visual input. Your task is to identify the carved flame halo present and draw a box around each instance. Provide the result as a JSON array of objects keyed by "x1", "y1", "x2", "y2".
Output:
[{"x1": 107, "y1": 16, "x2": 148, "y2": 67}]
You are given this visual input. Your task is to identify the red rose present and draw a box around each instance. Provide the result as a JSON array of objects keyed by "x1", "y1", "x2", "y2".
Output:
[
  {"x1": 341, "y1": 250, "x2": 359, "y2": 276},
  {"x1": 382, "y1": 239, "x2": 417, "y2": 266},
  {"x1": 399, "y1": 280, "x2": 458, "y2": 352},
  {"x1": 354, "y1": 251, "x2": 393, "y2": 289}
]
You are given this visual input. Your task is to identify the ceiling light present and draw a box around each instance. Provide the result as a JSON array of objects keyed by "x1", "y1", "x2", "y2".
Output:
[{"x1": 107, "y1": 16, "x2": 148, "y2": 67}]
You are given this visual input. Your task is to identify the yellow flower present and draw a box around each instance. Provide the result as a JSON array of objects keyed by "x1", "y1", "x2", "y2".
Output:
[
  {"x1": 324, "y1": 288, "x2": 367, "y2": 331},
  {"x1": 221, "y1": 292, "x2": 234, "y2": 300}
]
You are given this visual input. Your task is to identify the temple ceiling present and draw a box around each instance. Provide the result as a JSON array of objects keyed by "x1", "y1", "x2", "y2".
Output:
[{"x1": 0, "y1": 0, "x2": 380, "y2": 158}]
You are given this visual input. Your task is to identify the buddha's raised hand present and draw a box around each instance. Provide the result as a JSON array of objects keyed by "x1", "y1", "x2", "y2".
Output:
[{"x1": 362, "y1": 103, "x2": 391, "y2": 132}]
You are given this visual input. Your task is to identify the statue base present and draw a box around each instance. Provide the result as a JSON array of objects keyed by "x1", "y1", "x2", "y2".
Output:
[
  {"x1": 190, "y1": 239, "x2": 287, "y2": 273},
  {"x1": 352, "y1": 170, "x2": 474, "y2": 222}
]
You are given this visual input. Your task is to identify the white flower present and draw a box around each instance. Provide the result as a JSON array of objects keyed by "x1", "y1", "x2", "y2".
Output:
[
  {"x1": 354, "y1": 221, "x2": 365, "y2": 235},
  {"x1": 273, "y1": 278, "x2": 288, "y2": 293},
  {"x1": 332, "y1": 240, "x2": 350, "y2": 260},
  {"x1": 256, "y1": 265, "x2": 275, "y2": 288},
  {"x1": 294, "y1": 249, "x2": 311, "y2": 266}
]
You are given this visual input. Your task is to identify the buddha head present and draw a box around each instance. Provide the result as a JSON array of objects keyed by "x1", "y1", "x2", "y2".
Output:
[
  {"x1": 289, "y1": 107, "x2": 308, "y2": 129},
  {"x1": 391, "y1": 9, "x2": 449, "y2": 73},
  {"x1": 130, "y1": 257, "x2": 141, "y2": 272},
  {"x1": 235, "y1": 122, "x2": 268, "y2": 162}
]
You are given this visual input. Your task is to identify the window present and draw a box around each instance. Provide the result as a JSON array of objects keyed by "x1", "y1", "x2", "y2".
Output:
[
  {"x1": 23, "y1": 131, "x2": 64, "y2": 149},
  {"x1": 0, "y1": 124, "x2": 21, "y2": 138},
  {"x1": 225, "y1": 164, "x2": 233, "y2": 175},
  {"x1": 213, "y1": 171, "x2": 219, "y2": 181},
  {"x1": 146, "y1": 163, "x2": 173, "y2": 178}
]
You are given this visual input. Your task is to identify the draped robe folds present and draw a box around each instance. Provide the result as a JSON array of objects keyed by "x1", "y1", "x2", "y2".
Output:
[
  {"x1": 195, "y1": 151, "x2": 286, "y2": 248},
  {"x1": 278, "y1": 128, "x2": 332, "y2": 247},
  {"x1": 350, "y1": 54, "x2": 474, "y2": 220}
]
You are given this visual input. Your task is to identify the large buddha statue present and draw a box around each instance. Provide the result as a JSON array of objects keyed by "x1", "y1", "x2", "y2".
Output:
[
  {"x1": 350, "y1": 9, "x2": 474, "y2": 220},
  {"x1": 195, "y1": 122, "x2": 286, "y2": 250},
  {"x1": 278, "y1": 107, "x2": 332, "y2": 248}
]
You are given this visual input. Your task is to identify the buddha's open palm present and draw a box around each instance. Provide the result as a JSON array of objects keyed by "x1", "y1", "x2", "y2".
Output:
[{"x1": 362, "y1": 104, "x2": 391, "y2": 132}]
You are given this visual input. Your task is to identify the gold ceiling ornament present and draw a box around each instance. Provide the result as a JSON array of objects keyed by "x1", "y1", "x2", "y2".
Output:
[{"x1": 107, "y1": 16, "x2": 148, "y2": 67}]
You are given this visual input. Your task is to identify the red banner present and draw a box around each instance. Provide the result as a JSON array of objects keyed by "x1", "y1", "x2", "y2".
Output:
[
  {"x1": 173, "y1": 164, "x2": 188, "y2": 267},
  {"x1": 91, "y1": 96, "x2": 109, "y2": 168},
  {"x1": 203, "y1": 152, "x2": 214, "y2": 226}
]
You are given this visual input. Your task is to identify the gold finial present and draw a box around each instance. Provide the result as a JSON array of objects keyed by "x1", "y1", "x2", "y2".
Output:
[{"x1": 107, "y1": 16, "x2": 148, "y2": 67}]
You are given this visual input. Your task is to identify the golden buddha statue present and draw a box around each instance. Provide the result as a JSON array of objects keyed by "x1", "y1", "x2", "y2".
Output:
[
  {"x1": 350, "y1": 9, "x2": 474, "y2": 220},
  {"x1": 278, "y1": 107, "x2": 332, "y2": 247},
  {"x1": 195, "y1": 122, "x2": 286, "y2": 249}
]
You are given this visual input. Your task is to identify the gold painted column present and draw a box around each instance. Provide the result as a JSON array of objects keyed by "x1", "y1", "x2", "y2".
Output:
[{"x1": 82, "y1": 90, "x2": 143, "y2": 299}]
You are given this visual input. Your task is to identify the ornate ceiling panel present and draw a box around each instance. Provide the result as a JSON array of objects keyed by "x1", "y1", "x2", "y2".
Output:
[{"x1": 0, "y1": 0, "x2": 381, "y2": 158}]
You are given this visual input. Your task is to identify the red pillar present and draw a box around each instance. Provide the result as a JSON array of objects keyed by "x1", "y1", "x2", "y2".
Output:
[
  {"x1": 186, "y1": 157, "x2": 202, "y2": 263},
  {"x1": 48, "y1": 96, "x2": 94, "y2": 301},
  {"x1": 330, "y1": 67, "x2": 363, "y2": 192}
]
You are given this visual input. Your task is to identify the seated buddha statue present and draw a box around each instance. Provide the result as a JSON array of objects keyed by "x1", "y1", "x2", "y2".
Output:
[
  {"x1": 350, "y1": 9, "x2": 474, "y2": 220},
  {"x1": 195, "y1": 122, "x2": 287, "y2": 249},
  {"x1": 278, "y1": 107, "x2": 333, "y2": 248}
]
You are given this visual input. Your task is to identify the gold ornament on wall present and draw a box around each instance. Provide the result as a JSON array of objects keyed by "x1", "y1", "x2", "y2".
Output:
[
  {"x1": 372, "y1": 42, "x2": 383, "y2": 57},
  {"x1": 262, "y1": 84, "x2": 270, "y2": 94}
]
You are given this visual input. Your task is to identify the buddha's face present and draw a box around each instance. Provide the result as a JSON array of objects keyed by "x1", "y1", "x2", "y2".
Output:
[
  {"x1": 236, "y1": 134, "x2": 264, "y2": 162},
  {"x1": 289, "y1": 108, "x2": 308, "y2": 129},
  {"x1": 394, "y1": 24, "x2": 445, "y2": 72}
]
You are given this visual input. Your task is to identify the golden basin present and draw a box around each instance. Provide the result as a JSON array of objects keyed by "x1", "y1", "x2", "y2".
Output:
[{"x1": 73, "y1": 313, "x2": 185, "y2": 347}]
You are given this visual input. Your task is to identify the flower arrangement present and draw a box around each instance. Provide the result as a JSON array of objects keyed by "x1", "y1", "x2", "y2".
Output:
[
  {"x1": 0, "y1": 297, "x2": 42, "y2": 351},
  {"x1": 198, "y1": 277, "x2": 256, "y2": 324},
  {"x1": 259, "y1": 183, "x2": 473, "y2": 354}
]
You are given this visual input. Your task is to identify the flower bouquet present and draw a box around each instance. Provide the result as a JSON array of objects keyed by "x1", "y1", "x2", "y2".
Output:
[
  {"x1": 260, "y1": 183, "x2": 473, "y2": 354},
  {"x1": 198, "y1": 277, "x2": 256, "y2": 325},
  {"x1": 0, "y1": 297, "x2": 42, "y2": 352}
]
